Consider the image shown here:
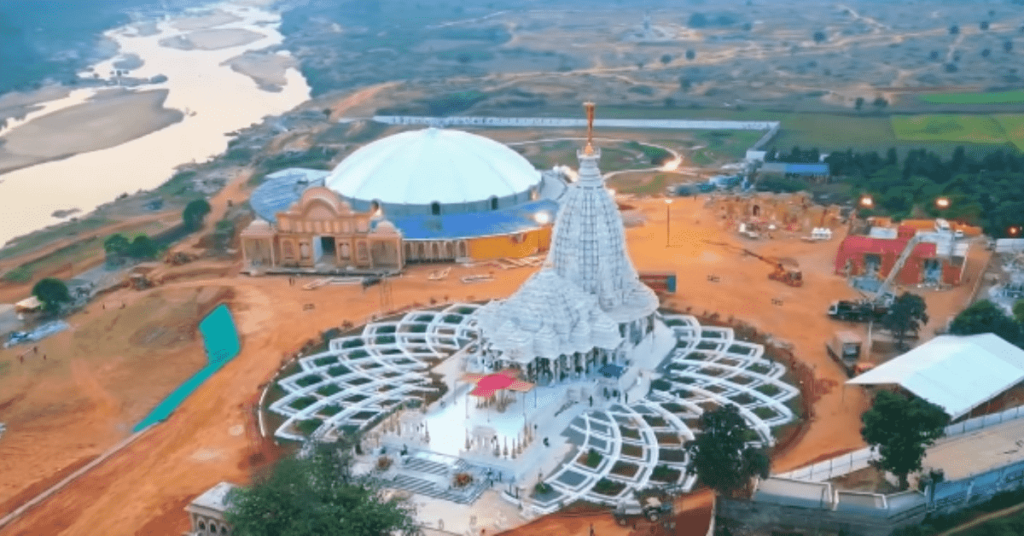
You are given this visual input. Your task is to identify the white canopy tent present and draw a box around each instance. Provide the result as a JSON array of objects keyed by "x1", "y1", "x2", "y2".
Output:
[{"x1": 847, "y1": 334, "x2": 1024, "y2": 420}]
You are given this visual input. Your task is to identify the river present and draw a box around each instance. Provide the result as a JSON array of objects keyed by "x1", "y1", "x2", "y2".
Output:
[{"x1": 0, "y1": 0, "x2": 310, "y2": 248}]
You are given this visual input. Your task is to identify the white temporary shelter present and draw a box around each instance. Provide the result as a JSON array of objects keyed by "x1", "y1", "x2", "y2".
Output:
[{"x1": 847, "y1": 334, "x2": 1024, "y2": 420}]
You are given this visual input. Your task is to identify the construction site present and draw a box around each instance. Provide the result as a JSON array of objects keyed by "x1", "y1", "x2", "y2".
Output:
[{"x1": 0, "y1": 114, "x2": 994, "y2": 536}]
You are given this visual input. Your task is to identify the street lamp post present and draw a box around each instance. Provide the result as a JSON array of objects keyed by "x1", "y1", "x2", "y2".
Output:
[{"x1": 665, "y1": 198, "x2": 674, "y2": 247}]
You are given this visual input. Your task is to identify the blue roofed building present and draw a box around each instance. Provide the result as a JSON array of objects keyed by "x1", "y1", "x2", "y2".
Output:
[
  {"x1": 242, "y1": 128, "x2": 570, "y2": 273},
  {"x1": 760, "y1": 162, "x2": 831, "y2": 179}
]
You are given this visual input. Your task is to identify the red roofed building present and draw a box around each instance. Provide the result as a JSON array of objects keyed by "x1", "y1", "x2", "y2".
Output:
[{"x1": 834, "y1": 226, "x2": 965, "y2": 286}]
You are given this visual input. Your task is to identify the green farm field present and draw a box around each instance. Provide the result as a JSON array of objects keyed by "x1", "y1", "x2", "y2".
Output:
[
  {"x1": 892, "y1": 114, "x2": 1024, "y2": 151},
  {"x1": 919, "y1": 90, "x2": 1024, "y2": 105}
]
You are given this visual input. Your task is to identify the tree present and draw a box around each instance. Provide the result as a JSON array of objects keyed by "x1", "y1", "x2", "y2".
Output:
[
  {"x1": 1014, "y1": 300, "x2": 1024, "y2": 326},
  {"x1": 881, "y1": 292, "x2": 928, "y2": 350},
  {"x1": 32, "y1": 278, "x2": 71, "y2": 313},
  {"x1": 182, "y1": 198, "x2": 211, "y2": 231},
  {"x1": 660, "y1": 53, "x2": 672, "y2": 65},
  {"x1": 813, "y1": 30, "x2": 826, "y2": 44},
  {"x1": 225, "y1": 440, "x2": 418, "y2": 536},
  {"x1": 1005, "y1": 40, "x2": 1014, "y2": 53},
  {"x1": 854, "y1": 96, "x2": 864, "y2": 110},
  {"x1": 929, "y1": 50, "x2": 940, "y2": 60},
  {"x1": 128, "y1": 234, "x2": 158, "y2": 259},
  {"x1": 103, "y1": 233, "x2": 130, "y2": 263},
  {"x1": 873, "y1": 96, "x2": 888, "y2": 109},
  {"x1": 861, "y1": 391, "x2": 949, "y2": 489},
  {"x1": 685, "y1": 49, "x2": 696, "y2": 61},
  {"x1": 980, "y1": 20, "x2": 990, "y2": 31},
  {"x1": 688, "y1": 13, "x2": 709, "y2": 28},
  {"x1": 684, "y1": 404, "x2": 770, "y2": 498},
  {"x1": 886, "y1": 147, "x2": 899, "y2": 166},
  {"x1": 949, "y1": 299, "x2": 1022, "y2": 344},
  {"x1": 949, "y1": 25, "x2": 959, "y2": 35},
  {"x1": 982, "y1": 48, "x2": 991, "y2": 58}
]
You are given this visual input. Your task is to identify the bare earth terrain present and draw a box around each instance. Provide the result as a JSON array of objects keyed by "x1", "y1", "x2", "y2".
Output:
[{"x1": 0, "y1": 194, "x2": 987, "y2": 535}]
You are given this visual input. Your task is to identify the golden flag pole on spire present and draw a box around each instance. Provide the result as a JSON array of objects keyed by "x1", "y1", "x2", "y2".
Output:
[{"x1": 583, "y1": 102, "x2": 596, "y2": 155}]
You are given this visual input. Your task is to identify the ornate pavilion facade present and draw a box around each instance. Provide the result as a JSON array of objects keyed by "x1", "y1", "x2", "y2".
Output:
[{"x1": 473, "y1": 104, "x2": 660, "y2": 385}]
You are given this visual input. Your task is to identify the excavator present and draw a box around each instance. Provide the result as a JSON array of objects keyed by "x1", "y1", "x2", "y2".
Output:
[{"x1": 703, "y1": 240, "x2": 804, "y2": 287}]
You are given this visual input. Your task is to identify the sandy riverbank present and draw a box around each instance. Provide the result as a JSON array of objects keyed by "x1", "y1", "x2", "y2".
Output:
[
  {"x1": 0, "y1": 87, "x2": 74, "y2": 128},
  {"x1": 0, "y1": 89, "x2": 183, "y2": 176},
  {"x1": 223, "y1": 51, "x2": 298, "y2": 92},
  {"x1": 171, "y1": 9, "x2": 243, "y2": 32},
  {"x1": 159, "y1": 28, "x2": 266, "y2": 51}
]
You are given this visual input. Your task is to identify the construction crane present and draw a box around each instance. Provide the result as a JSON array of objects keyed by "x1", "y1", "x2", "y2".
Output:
[
  {"x1": 702, "y1": 240, "x2": 803, "y2": 287},
  {"x1": 827, "y1": 234, "x2": 927, "y2": 322}
]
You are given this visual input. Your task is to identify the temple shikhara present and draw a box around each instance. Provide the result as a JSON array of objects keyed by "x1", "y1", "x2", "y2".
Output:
[{"x1": 474, "y1": 103, "x2": 659, "y2": 384}]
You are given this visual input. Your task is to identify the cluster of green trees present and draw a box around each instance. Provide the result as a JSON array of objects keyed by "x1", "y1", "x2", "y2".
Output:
[
  {"x1": 224, "y1": 438, "x2": 419, "y2": 536},
  {"x1": 103, "y1": 233, "x2": 158, "y2": 265},
  {"x1": 949, "y1": 299, "x2": 1024, "y2": 347},
  {"x1": 764, "y1": 144, "x2": 1024, "y2": 237},
  {"x1": 684, "y1": 404, "x2": 771, "y2": 497},
  {"x1": 31, "y1": 277, "x2": 72, "y2": 313}
]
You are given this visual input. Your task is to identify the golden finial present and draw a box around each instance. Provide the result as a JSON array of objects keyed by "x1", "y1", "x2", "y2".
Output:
[{"x1": 583, "y1": 102, "x2": 596, "y2": 155}]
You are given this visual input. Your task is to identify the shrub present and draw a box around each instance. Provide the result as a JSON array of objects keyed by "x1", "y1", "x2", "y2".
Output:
[
  {"x1": 534, "y1": 481, "x2": 553, "y2": 494},
  {"x1": 317, "y1": 384, "x2": 342, "y2": 397},
  {"x1": 584, "y1": 448, "x2": 603, "y2": 468},
  {"x1": 593, "y1": 478, "x2": 625, "y2": 496},
  {"x1": 651, "y1": 465, "x2": 682, "y2": 482},
  {"x1": 328, "y1": 364, "x2": 352, "y2": 376},
  {"x1": 377, "y1": 456, "x2": 392, "y2": 471}
]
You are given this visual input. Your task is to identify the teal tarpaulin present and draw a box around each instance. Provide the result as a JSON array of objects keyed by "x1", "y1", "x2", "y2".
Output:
[{"x1": 133, "y1": 304, "x2": 240, "y2": 432}]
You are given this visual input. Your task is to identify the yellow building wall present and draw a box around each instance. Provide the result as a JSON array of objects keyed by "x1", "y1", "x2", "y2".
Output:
[{"x1": 467, "y1": 227, "x2": 552, "y2": 261}]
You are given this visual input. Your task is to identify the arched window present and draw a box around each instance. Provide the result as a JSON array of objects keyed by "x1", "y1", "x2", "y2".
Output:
[
  {"x1": 489, "y1": 196, "x2": 499, "y2": 211},
  {"x1": 198, "y1": 521, "x2": 206, "y2": 531},
  {"x1": 431, "y1": 202, "x2": 441, "y2": 216},
  {"x1": 221, "y1": 526, "x2": 229, "y2": 535}
]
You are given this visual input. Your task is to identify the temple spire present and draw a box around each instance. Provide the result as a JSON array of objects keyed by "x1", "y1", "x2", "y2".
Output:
[{"x1": 583, "y1": 102, "x2": 596, "y2": 155}]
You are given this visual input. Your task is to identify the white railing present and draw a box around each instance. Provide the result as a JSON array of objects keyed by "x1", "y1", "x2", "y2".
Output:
[{"x1": 776, "y1": 404, "x2": 1024, "y2": 482}]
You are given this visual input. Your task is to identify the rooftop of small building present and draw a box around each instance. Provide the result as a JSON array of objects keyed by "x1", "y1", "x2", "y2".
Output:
[{"x1": 187, "y1": 482, "x2": 239, "y2": 513}]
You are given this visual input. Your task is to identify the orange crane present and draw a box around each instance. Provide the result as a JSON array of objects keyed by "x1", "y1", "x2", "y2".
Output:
[{"x1": 703, "y1": 240, "x2": 804, "y2": 287}]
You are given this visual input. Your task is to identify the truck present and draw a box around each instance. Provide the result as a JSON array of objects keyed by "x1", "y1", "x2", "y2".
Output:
[
  {"x1": 827, "y1": 299, "x2": 888, "y2": 322},
  {"x1": 826, "y1": 331, "x2": 872, "y2": 377},
  {"x1": 614, "y1": 496, "x2": 674, "y2": 525}
]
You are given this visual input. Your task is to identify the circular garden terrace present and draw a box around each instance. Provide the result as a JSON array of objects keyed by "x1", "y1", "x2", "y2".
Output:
[{"x1": 265, "y1": 306, "x2": 801, "y2": 513}]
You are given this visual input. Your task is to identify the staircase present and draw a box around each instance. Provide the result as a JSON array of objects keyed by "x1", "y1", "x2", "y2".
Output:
[{"x1": 384, "y1": 455, "x2": 484, "y2": 504}]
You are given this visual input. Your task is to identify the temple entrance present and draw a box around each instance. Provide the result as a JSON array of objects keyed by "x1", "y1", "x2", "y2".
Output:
[{"x1": 319, "y1": 236, "x2": 336, "y2": 261}]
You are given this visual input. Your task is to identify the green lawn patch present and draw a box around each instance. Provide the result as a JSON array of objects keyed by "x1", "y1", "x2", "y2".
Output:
[
  {"x1": 891, "y1": 114, "x2": 1008, "y2": 145},
  {"x1": 316, "y1": 384, "x2": 342, "y2": 397},
  {"x1": 992, "y1": 114, "x2": 1024, "y2": 151},
  {"x1": 921, "y1": 90, "x2": 1024, "y2": 105},
  {"x1": 755, "y1": 383, "x2": 782, "y2": 396}
]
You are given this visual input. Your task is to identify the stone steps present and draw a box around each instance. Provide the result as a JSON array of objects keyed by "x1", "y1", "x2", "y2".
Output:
[{"x1": 388, "y1": 473, "x2": 487, "y2": 505}]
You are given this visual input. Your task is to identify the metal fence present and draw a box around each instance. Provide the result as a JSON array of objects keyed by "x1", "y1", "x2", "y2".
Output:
[{"x1": 775, "y1": 404, "x2": 1024, "y2": 482}]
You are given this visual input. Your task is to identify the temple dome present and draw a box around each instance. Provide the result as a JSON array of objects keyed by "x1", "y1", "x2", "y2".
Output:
[{"x1": 324, "y1": 128, "x2": 541, "y2": 206}]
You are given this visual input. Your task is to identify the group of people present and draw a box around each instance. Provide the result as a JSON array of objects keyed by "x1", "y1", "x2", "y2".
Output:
[{"x1": 18, "y1": 345, "x2": 45, "y2": 364}]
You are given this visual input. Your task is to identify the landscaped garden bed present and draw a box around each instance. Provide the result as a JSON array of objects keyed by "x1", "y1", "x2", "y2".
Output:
[
  {"x1": 592, "y1": 478, "x2": 626, "y2": 497},
  {"x1": 292, "y1": 396, "x2": 317, "y2": 410},
  {"x1": 610, "y1": 461, "x2": 640, "y2": 478},
  {"x1": 642, "y1": 415, "x2": 667, "y2": 427},
  {"x1": 327, "y1": 364, "x2": 351, "y2": 376},
  {"x1": 296, "y1": 375, "x2": 321, "y2": 387},
  {"x1": 729, "y1": 393, "x2": 757, "y2": 405},
  {"x1": 621, "y1": 443, "x2": 643, "y2": 458},
  {"x1": 755, "y1": 383, "x2": 782, "y2": 396},
  {"x1": 650, "y1": 464, "x2": 682, "y2": 483},
  {"x1": 659, "y1": 448, "x2": 687, "y2": 462},
  {"x1": 316, "y1": 384, "x2": 342, "y2": 396},
  {"x1": 619, "y1": 426, "x2": 641, "y2": 440},
  {"x1": 656, "y1": 432, "x2": 681, "y2": 445},
  {"x1": 314, "y1": 356, "x2": 339, "y2": 367},
  {"x1": 753, "y1": 406, "x2": 777, "y2": 419},
  {"x1": 578, "y1": 448, "x2": 604, "y2": 469}
]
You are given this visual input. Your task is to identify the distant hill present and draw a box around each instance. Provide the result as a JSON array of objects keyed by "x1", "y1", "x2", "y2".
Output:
[{"x1": 0, "y1": 0, "x2": 173, "y2": 95}]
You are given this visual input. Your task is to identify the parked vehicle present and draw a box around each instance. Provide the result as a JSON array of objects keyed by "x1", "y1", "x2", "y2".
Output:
[
  {"x1": 614, "y1": 496, "x2": 673, "y2": 525},
  {"x1": 826, "y1": 331, "x2": 873, "y2": 377}
]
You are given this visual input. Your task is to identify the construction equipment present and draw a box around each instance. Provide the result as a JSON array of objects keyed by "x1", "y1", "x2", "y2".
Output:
[
  {"x1": 828, "y1": 234, "x2": 926, "y2": 322},
  {"x1": 826, "y1": 331, "x2": 873, "y2": 377},
  {"x1": 614, "y1": 496, "x2": 674, "y2": 526},
  {"x1": 165, "y1": 251, "x2": 198, "y2": 265},
  {"x1": 702, "y1": 240, "x2": 803, "y2": 287}
]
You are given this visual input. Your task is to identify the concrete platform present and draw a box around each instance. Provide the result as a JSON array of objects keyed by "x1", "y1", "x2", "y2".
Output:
[{"x1": 923, "y1": 417, "x2": 1024, "y2": 480}]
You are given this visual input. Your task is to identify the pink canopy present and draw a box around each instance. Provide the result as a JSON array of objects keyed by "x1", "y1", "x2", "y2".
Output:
[{"x1": 462, "y1": 369, "x2": 534, "y2": 397}]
